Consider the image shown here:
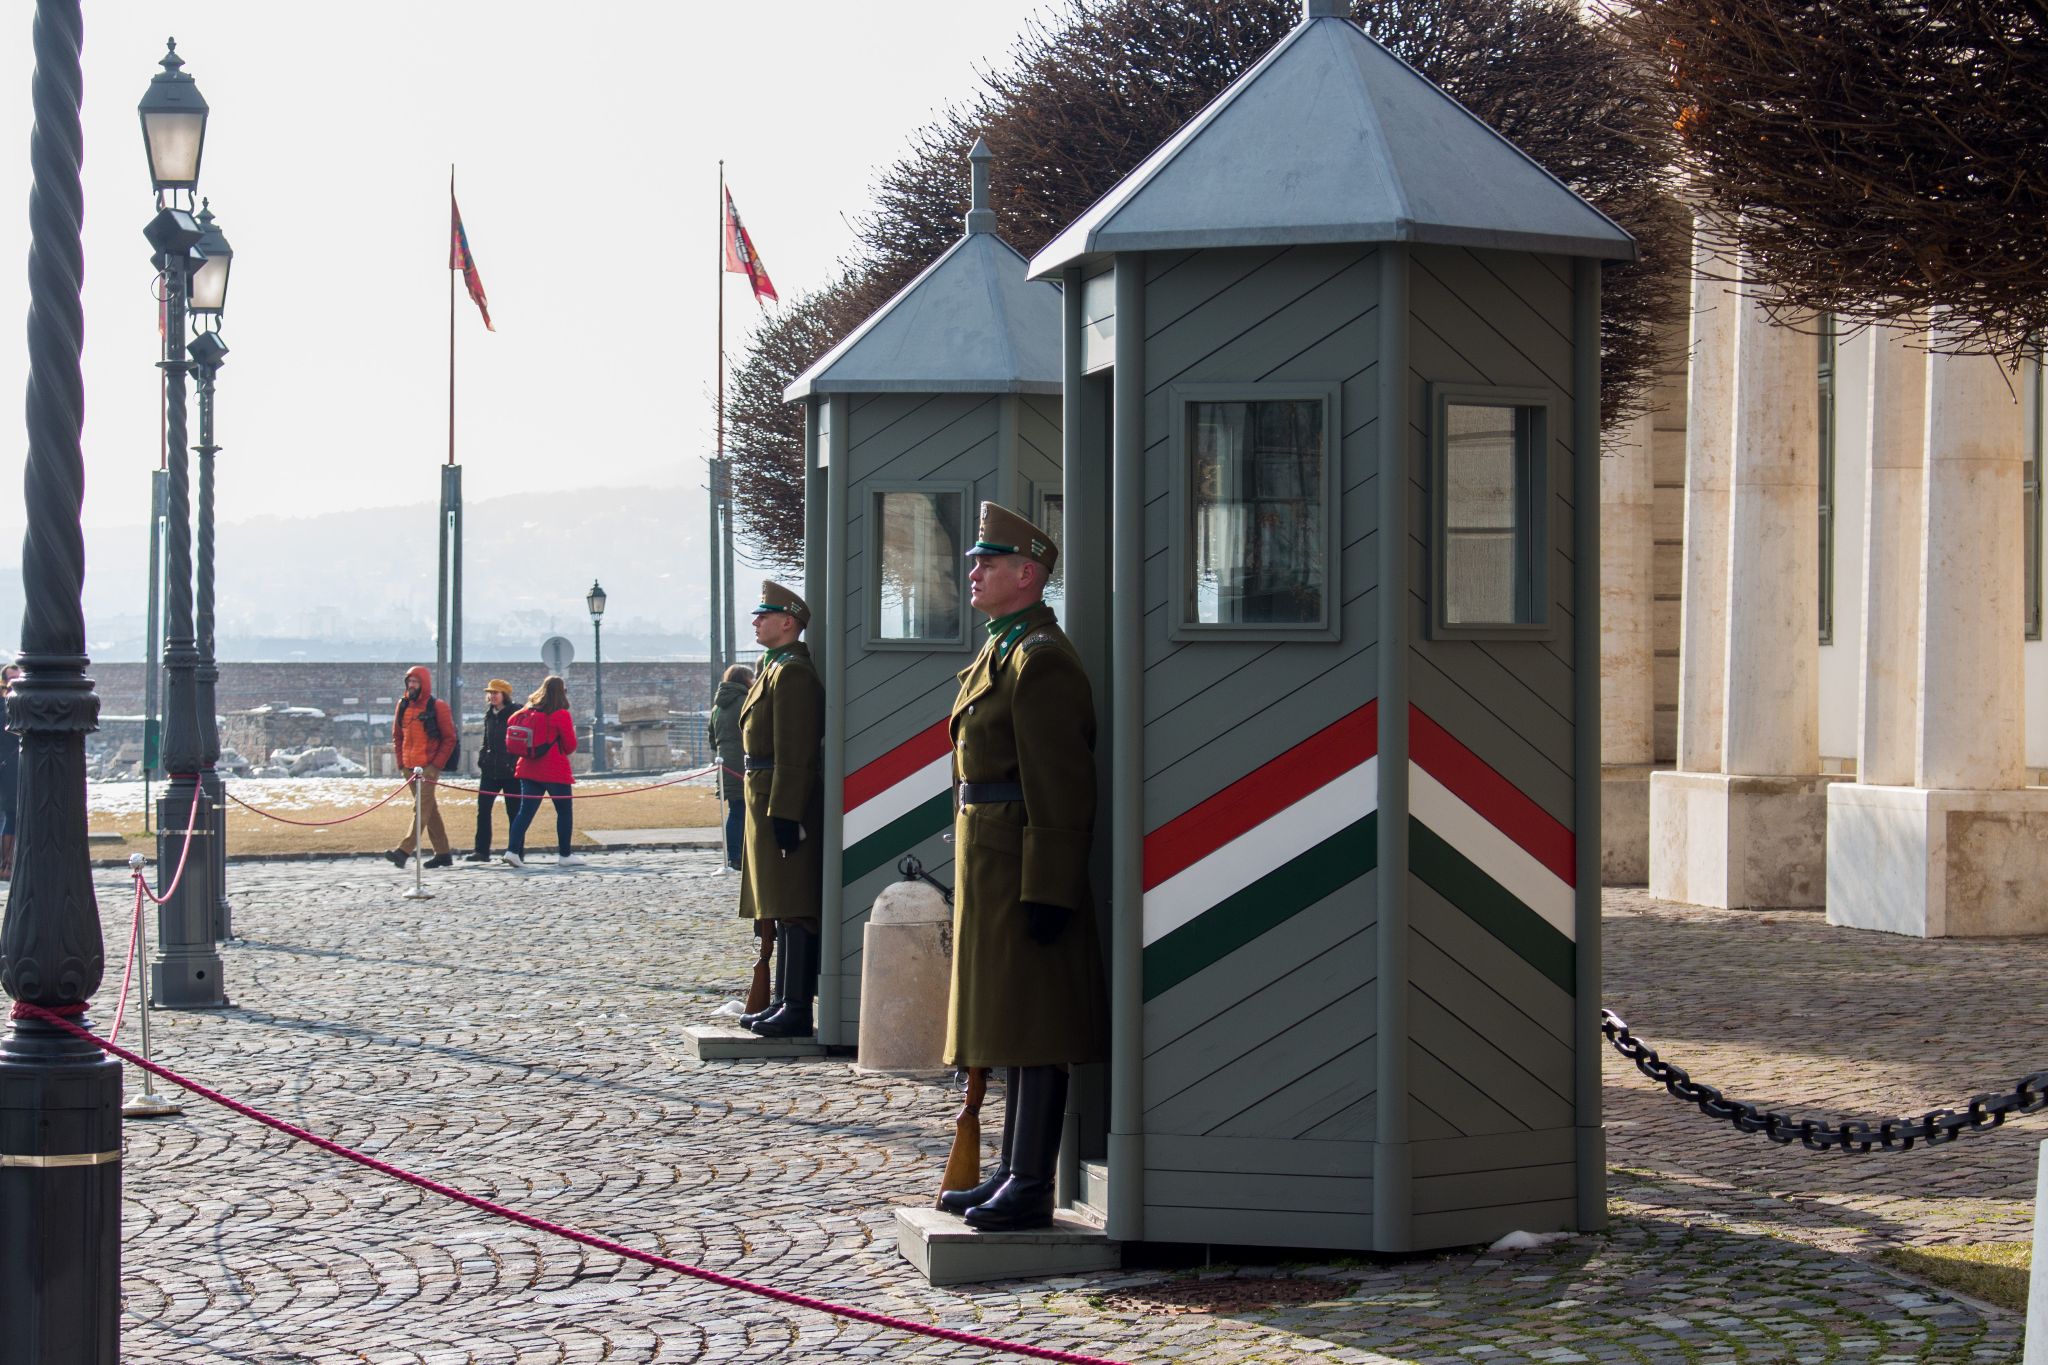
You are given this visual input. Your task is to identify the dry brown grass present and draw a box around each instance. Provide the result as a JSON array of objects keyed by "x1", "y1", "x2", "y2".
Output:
[{"x1": 90, "y1": 780, "x2": 723, "y2": 860}]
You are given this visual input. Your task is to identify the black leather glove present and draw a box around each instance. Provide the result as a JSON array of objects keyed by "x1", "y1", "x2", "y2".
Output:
[
  {"x1": 772, "y1": 817, "x2": 803, "y2": 852},
  {"x1": 1023, "y1": 901, "x2": 1070, "y2": 945}
]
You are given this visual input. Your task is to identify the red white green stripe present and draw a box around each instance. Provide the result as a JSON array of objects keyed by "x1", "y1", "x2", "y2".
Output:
[
  {"x1": 1408, "y1": 704, "x2": 1577, "y2": 991},
  {"x1": 1139, "y1": 705, "x2": 1379, "y2": 996},
  {"x1": 841, "y1": 719, "x2": 953, "y2": 883}
]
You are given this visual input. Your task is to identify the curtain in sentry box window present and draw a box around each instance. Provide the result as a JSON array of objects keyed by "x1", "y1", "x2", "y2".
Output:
[
  {"x1": 876, "y1": 491, "x2": 964, "y2": 641},
  {"x1": 1188, "y1": 399, "x2": 1326, "y2": 626},
  {"x1": 1442, "y1": 403, "x2": 1532, "y2": 627}
]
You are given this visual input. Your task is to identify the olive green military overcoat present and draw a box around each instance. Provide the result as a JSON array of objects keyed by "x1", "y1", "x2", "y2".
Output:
[
  {"x1": 737, "y1": 643, "x2": 825, "y2": 922},
  {"x1": 944, "y1": 603, "x2": 1110, "y2": 1068}
]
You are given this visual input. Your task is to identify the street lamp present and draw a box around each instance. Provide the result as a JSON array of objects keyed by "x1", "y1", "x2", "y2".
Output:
[
  {"x1": 2, "y1": 2, "x2": 122, "y2": 1352},
  {"x1": 141, "y1": 38, "x2": 224, "y2": 1009},
  {"x1": 587, "y1": 580, "x2": 608, "y2": 773},
  {"x1": 137, "y1": 37, "x2": 207, "y2": 196}
]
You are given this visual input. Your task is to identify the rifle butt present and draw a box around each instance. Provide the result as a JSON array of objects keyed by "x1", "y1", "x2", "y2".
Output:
[
  {"x1": 936, "y1": 1066, "x2": 988, "y2": 1205},
  {"x1": 743, "y1": 920, "x2": 776, "y2": 1015}
]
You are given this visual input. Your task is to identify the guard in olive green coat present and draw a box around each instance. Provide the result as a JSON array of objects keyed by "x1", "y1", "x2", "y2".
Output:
[
  {"x1": 941, "y1": 503, "x2": 1108, "y2": 1232},
  {"x1": 737, "y1": 580, "x2": 826, "y2": 1039}
]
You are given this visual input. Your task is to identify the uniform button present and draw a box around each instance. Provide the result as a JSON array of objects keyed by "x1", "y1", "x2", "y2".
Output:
[{"x1": 967, "y1": 705, "x2": 975, "y2": 715}]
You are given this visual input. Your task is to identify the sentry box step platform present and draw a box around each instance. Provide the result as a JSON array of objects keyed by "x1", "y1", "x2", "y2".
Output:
[
  {"x1": 682, "y1": 1024, "x2": 827, "y2": 1062},
  {"x1": 895, "y1": 1206, "x2": 1119, "y2": 1287}
]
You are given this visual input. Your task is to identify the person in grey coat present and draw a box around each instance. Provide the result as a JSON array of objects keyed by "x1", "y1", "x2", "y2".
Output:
[{"x1": 707, "y1": 664, "x2": 752, "y2": 874}]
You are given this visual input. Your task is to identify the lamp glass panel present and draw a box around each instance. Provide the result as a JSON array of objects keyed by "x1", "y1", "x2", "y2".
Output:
[
  {"x1": 144, "y1": 111, "x2": 205, "y2": 187},
  {"x1": 189, "y1": 253, "x2": 229, "y2": 313}
]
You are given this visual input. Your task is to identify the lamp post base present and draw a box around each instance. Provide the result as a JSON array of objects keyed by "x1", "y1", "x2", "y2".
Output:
[{"x1": 150, "y1": 786, "x2": 226, "y2": 1009}]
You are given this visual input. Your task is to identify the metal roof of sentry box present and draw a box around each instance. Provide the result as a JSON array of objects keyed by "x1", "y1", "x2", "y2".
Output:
[
  {"x1": 786, "y1": 141, "x2": 1063, "y2": 401},
  {"x1": 1026, "y1": 4, "x2": 1637, "y2": 277}
]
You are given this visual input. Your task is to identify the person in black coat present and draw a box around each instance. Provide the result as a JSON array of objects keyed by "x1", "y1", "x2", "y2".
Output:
[{"x1": 467, "y1": 679, "x2": 519, "y2": 861}]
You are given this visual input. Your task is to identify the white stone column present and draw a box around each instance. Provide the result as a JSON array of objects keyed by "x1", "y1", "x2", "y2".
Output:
[
  {"x1": 1674, "y1": 219, "x2": 1738, "y2": 774},
  {"x1": 1601, "y1": 411, "x2": 1655, "y2": 766},
  {"x1": 1720, "y1": 287, "x2": 1819, "y2": 776},
  {"x1": 1855, "y1": 327, "x2": 1926, "y2": 787},
  {"x1": 1917, "y1": 342, "x2": 2027, "y2": 789},
  {"x1": 1829, "y1": 327, "x2": 2047, "y2": 937},
  {"x1": 1652, "y1": 249, "x2": 1828, "y2": 909}
]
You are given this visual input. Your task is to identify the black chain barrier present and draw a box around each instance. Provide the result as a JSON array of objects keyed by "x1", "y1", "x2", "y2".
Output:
[
  {"x1": 1601, "y1": 1009, "x2": 2048, "y2": 1153},
  {"x1": 897, "y1": 853, "x2": 954, "y2": 906}
]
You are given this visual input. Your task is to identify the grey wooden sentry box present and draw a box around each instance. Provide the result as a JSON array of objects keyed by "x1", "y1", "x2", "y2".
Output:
[
  {"x1": 1026, "y1": 0, "x2": 1635, "y2": 1252},
  {"x1": 785, "y1": 141, "x2": 1065, "y2": 1047}
]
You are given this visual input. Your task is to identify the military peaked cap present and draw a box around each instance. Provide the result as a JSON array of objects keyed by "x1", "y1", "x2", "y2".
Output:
[
  {"x1": 752, "y1": 579, "x2": 811, "y2": 627},
  {"x1": 964, "y1": 501, "x2": 1059, "y2": 577}
]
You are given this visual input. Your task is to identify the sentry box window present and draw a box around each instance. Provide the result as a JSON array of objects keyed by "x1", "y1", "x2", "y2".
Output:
[
  {"x1": 1430, "y1": 385, "x2": 1555, "y2": 639},
  {"x1": 1171, "y1": 385, "x2": 1340, "y2": 641},
  {"x1": 869, "y1": 483, "x2": 971, "y2": 649}
]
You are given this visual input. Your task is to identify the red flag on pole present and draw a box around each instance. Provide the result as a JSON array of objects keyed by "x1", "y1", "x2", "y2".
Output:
[
  {"x1": 450, "y1": 193, "x2": 494, "y2": 331},
  {"x1": 722, "y1": 188, "x2": 778, "y2": 307}
]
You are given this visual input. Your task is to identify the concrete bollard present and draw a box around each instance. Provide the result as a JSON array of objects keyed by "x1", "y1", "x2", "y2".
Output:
[
  {"x1": 2029, "y1": 1140, "x2": 2048, "y2": 1363},
  {"x1": 856, "y1": 879, "x2": 952, "y2": 1073}
]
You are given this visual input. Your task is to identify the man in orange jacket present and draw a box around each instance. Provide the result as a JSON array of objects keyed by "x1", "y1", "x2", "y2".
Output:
[{"x1": 387, "y1": 664, "x2": 457, "y2": 868}]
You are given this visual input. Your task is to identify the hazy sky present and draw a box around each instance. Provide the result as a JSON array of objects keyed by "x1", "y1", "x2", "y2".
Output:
[{"x1": 0, "y1": 0, "x2": 1057, "y2": 540}]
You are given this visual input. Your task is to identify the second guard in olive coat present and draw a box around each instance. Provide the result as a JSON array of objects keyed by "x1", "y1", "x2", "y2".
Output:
[{"x1": 737, "y1": 589, "x2": 825, "y2": 924}]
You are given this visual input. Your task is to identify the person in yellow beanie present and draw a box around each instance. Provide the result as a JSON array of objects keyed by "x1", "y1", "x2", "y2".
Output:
[{"x1": 466, "y1": 678, "x2": 520, "y2": 861}]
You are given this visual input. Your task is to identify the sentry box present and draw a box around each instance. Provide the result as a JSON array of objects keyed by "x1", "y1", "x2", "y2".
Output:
[
  {"x1": 784, "y1": 140, "x2": 1065, "y2": 1049},
  {"x1": 1022, "y1": 0, "x2": 1634, "y2": 1252}
]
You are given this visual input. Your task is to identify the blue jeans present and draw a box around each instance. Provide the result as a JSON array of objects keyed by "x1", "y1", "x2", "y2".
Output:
[
  {"x1": 506, "y1": 779, "x2": 572, "y2": 856},
  {"x1": 722, "y1": 798, "x2": 743, "y2": 869}
]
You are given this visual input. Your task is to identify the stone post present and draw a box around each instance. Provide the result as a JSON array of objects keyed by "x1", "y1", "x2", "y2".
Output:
[{"x1": 1854, "y1": 327, "x2": 1926, "y2": 787}]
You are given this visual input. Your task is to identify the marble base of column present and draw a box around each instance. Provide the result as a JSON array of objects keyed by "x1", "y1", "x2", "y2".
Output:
[
  {"x1": 1648, "y1": 769, "x2": 1836, "y2": 908},
  {"x1": 1827, "y1": 783, "x2": 2048, "y2": 937},
  {"x1": 150, "y1": 782, "x2": 225, "y2": 1008},
  {"x1": 1600, "y1": 763, "x2": 1657, "y2": 885}
]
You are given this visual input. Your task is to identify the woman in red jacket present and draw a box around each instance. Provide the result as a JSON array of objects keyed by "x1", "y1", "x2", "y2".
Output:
[{"x1": 502, "y1": 674, "x2": 580, "y2": 869}]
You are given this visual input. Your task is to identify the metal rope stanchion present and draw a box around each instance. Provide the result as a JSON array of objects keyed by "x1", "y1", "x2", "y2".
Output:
[
  {"x1": 401, "y1": 767, "x2": 433, "y2": 901},
  {"x1": 122, "y1": 854, "x2": 183, "y2": 1119}
]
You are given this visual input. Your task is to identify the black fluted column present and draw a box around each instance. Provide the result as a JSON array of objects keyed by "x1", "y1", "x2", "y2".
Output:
[
  {"x1": 147, "y1": 211, "x2": 222, "y2": 1007},
  {"x1": 0, "y1": 4, "x2": 121, "y2": 1357},
  {"x1": 194, "y1": 349, "x2": 231, "y2": 940}
]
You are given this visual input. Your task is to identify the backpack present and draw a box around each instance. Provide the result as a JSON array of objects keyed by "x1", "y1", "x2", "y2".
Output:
[{"x1": 504, "y1": 706, "x2": 556, "y2": 760}]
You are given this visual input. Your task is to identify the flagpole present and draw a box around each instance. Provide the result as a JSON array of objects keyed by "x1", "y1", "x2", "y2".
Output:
[{"x1": 711, "y1": 160, "x2": 727, "y2": 686}]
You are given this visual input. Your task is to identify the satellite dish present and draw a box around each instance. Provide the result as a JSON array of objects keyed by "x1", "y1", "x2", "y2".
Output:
[{"x1": 541, "y1": 635, "x2": 575, "y2": 676}]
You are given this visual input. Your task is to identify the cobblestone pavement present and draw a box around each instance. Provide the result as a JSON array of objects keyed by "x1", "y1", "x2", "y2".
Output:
[{"x1": 96, "y1": 856, "x2": 2040, "y2": 1363}]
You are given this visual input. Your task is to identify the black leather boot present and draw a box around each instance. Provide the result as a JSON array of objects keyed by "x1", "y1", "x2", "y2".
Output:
[
  {"x1": 939, "y1": 1067, "x2": 1020, "y2": 1215},
  {"x1": 739, "y1": 923, "x2": 787, "y2": 1029},
  {"x1": 964, "y1": 1065, "x2": 1067, "y2": 1231},
  {"x1": 748, "y1": 921, "x2": 815, "y2": 1037}
]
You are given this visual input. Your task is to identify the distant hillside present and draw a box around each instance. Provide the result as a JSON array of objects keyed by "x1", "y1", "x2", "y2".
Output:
[{"x1": 0, "y1": 482, "x2": 780, "y2": 661}]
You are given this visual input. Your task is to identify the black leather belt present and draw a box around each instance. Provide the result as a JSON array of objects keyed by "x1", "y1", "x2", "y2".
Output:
[
  {"x1": 958, "y1": 781, "x2": 1024, "y2": 806},
  {"x1": 743, "y1": 756, "x2": 775, "y2": 772}
]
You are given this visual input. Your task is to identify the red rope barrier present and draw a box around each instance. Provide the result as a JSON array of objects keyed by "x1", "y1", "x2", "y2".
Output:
[
  {"x1": 136, "y1": 782, "x2": 209, "y2": 907},
  {"x1": 436, "y1": 765, "x2": 721, "y2": 801},
  {"x1": 14, "y1": 1003, "x2": 1122, "y2": 1365},
  {"x1": 225, "y1": 778, "x2": 415, "y2": 828}
]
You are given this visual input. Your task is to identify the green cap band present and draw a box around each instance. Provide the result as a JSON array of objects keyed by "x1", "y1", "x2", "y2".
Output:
[{"x1": 967, "y1": 540, "x2": 1018, "y2": 557}]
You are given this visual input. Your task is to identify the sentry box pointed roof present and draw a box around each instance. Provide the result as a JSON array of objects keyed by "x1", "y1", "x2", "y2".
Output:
[
  {"x1": 1027, "y1": 5, "x2": 1636, "y2": 277},
  {"x1": 786, "y1": 140, "x2": 1063, "y2": 401}
]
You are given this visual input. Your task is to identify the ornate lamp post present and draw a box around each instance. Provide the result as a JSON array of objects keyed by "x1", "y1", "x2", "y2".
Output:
[
  {"x1": 140, "y1": 38, "x2": 224, "y2": 1008},
  {"x1": 587, "y1": 580, "x2": 608, "y2": 772},
  {"x1": 189, "y1": 200, "x2": 231, "y2": 942},
  {"x1": 0, "y1": 4, "x2": 122, "y2": 1356}
]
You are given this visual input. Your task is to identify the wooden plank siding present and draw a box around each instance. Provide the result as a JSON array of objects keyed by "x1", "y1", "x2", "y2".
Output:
[
  {"x1": 1398, "y1": 246, "x2": 1585, "y2": 1230},
  {"x1": 832, "y1": 391, "x2": 1060, "y2": 1033},
  {"x1": 1134, "y1": 245, "x2": 1384, "y2": 1224}
]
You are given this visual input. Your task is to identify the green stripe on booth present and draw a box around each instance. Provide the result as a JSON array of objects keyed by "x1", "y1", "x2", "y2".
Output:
[
  {"x1": 842, "y1": 790, "x2": 954, "y2": 884},
  {"x1": 1408, "y1": 818, "x2": 1575, "y2": 994},
  {"x1": 1143, "y1": 813, "x2": 1377, "y2": 1001}
]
